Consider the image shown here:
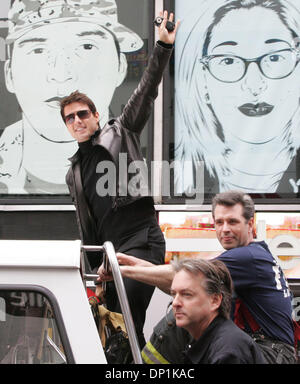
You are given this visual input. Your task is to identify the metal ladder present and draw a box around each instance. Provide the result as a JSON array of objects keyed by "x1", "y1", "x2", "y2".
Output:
[{"x1": 82, "y1": 241, "x2": 143, "y2": 364}]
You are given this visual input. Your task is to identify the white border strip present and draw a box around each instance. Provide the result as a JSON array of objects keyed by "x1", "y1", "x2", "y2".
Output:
[{"x1": 0, "y1": 204, "x2": 299, "y2": 212}]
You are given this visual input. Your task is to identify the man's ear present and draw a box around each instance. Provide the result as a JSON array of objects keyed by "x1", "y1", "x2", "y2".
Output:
[
  {"x1": 116, "y1": 53, "x2": 128, "y2": 87},
  {"x1": 4, "y1": 60, "x2": 15, "y2": 93},
  {"x1": 248, "y1": 217, "x2": 254, "y2": 234},
  {"x1": 211, "y1": 293, "x2": 222, "y2": 312}
]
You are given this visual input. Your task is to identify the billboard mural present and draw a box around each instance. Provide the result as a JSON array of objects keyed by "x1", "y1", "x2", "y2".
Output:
[
  {"x1": 174, "y1": 0, "x2": 300, "y2": 197},
  {"x1": 0, "y1": 0, "x2": 148, "y2": 194}
]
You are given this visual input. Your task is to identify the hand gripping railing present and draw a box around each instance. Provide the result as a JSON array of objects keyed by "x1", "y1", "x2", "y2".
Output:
[{"x1": 81, "y1": 241, "x2": 143, "y2": 364}]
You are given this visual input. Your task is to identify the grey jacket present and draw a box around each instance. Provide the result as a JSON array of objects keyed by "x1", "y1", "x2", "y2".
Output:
[{"x1": 66, "y1": 42, "x2": 173, "y2": 251}]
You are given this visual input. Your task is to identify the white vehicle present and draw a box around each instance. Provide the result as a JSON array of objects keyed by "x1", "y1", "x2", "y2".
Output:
[
  {"x1": 0, "y1": 240, "x2": 142, "y2": 364},
  {"x1": 1, "y1": 239, "x2": 299, "y2": 364}
]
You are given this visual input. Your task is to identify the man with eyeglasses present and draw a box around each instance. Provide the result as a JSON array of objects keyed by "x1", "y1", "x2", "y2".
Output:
[{"x1": 60, "y1": 11, "x2": 179, "y2": 350}]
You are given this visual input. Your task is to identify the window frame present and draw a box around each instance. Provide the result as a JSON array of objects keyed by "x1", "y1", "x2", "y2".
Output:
[{"x1": 0, "y1": 284, "x2": 75, "y2": 364}]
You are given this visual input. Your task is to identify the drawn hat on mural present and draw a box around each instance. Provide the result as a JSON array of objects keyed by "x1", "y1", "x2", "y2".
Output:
[{"x1": 6, "y1": 0, "x2": 143, "y2": 52}]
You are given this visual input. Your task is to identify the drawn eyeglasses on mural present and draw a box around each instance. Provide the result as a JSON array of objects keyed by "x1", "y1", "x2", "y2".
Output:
[{"x1": 199, "y1": 47, "x2": 300, "y2": 83}]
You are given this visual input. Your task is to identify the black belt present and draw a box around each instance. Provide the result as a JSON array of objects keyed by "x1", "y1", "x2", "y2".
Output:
[{"x1": 251, "y1": 331, "x2": 294, "y2": 352}]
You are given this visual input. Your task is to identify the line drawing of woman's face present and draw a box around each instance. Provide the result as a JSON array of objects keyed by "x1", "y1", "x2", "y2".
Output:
[{"x1": 203, "y1": 6, "x2": 300, "y2": 145}]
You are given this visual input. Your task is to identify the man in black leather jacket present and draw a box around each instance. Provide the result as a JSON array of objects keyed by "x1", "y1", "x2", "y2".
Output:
[{"x1": 60, "y1": 11, "x2": 179, "y2": 348}]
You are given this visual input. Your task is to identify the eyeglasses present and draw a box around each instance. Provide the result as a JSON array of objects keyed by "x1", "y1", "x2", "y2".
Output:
[
  {"x1": 199, "y1": 48, "x2": 300, "y2": 83},
  {"x1": 64, "y1": 109, "x2": 91, "y2": 124}
]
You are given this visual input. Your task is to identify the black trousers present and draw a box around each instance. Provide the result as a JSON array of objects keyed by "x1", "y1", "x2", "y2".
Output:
[
  {"x1": 253, "y1": 335, "x2": 296, "y2": 364},
  {"x1": 105, "y1": 223, "x2": 165, "y2": 349}
]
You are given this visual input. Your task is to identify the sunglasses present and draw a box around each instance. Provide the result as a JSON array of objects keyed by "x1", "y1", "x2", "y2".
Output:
[{"x1": 64, "y1": 109, "x2": 92, "y2": 124}]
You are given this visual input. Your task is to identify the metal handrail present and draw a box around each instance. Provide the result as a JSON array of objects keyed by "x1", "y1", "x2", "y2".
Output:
[{"x1": 82, "y1": 242, "x2": 143, "y2": 364}]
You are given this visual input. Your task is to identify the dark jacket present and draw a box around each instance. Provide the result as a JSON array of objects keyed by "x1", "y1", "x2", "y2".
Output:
[
  {"x1": 183, "y1": 316, "x2": 266, "y2": 364},
  {"x1": 142, "y1": 312, "x2": 266, "y2": 364},
  {"x1": 66, "y1": 42, "x2": 173, "y2": 253}
]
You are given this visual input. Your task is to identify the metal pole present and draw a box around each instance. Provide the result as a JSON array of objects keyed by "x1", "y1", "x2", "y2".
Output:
[{"x1": 82, "y1": 242, "x2": 143, "y2": 364}]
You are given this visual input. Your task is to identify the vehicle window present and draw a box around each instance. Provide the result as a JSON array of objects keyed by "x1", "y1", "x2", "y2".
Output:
[{"x1": 0, "y1": 290, "x2": 66, "y2": 364}]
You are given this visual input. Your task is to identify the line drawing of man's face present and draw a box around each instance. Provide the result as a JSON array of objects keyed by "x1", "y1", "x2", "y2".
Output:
[
  {"x1": 203, "y1": 6, "x2": 300, "y2": 145},
  {"x1": 5, "y1": 21, "x2": 127, "y2": 142},
  {"x1": 0, "y1": 0, "x2": 144, "y2": 193}
]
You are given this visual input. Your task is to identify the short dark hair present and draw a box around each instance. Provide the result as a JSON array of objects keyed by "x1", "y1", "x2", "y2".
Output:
[
  {"x1": 212, "y1": 190, "x2": 255, "y2": 222},
  {"x1": 172, "y1": 258, "x2": 233, "y2": 319},
  {"x1": 60, "y1": 91, "x2": 97, "y2": 122}
]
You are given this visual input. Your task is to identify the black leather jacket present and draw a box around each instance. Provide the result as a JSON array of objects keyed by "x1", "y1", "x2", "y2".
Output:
[{"x1": 66, "y1": 42, "x2": 173, "y2": 249}]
